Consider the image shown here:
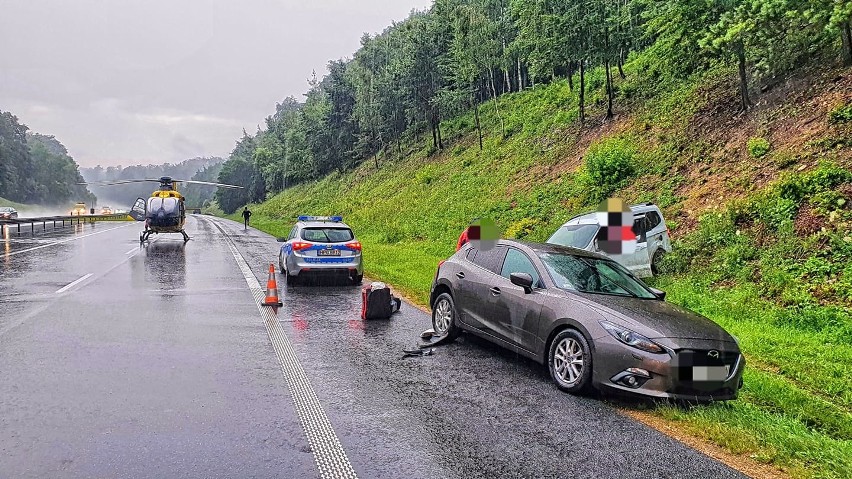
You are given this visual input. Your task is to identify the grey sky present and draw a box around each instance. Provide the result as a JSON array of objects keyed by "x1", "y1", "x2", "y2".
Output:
[{"x1": 0, "y1": 0, "x2": 432, "y2": 167}]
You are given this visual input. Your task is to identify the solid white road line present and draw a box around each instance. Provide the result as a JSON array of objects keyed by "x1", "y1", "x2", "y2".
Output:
[
  {"x1": 207, "y1": 217, "x2": 358, "y2": 479},
  {"x1": 4, "y1": 223, "x2": 135, "y2": 257},
  {"x1": 124, "y1": 247, "x2": 138, "y2": 255},
  {"x1": 55, "y1": 273, "x2": 94, "y2": 294}
]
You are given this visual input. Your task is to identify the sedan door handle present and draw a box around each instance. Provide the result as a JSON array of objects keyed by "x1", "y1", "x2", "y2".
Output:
[
  {"x1": 456, "y1": 272, "x2": 465, "y2": 279},
  {"x1": 490, "y1": 287, "x2": 501, "y2": 296}
]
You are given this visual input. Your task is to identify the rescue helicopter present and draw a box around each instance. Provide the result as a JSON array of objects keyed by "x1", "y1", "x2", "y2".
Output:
[{"x1": 80, "y1": 176, "x2": 242, "y2": 243}]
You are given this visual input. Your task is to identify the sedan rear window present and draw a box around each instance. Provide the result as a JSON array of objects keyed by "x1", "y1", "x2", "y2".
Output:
[
  {"x1": 538, "y1": 252, "x2": 656, "y2": 299},
  {"x1": 301, "y1": 227, "x2": 354, "y2": 243},
  {"x1": 547, "y1": 224, "x2": 598, "y2": 249}
]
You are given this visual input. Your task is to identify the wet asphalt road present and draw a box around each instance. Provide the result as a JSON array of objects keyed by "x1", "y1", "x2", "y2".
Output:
[{"x1": 0, "y1": 217, "x2": 747, "y2": 479}]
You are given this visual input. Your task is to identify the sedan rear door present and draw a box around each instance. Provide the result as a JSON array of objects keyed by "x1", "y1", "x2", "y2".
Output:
[{"x1": 457, "y1": 246, "x2": 507, "y2": 334}]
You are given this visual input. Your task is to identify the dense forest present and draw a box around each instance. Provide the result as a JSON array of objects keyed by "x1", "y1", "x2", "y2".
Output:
[
  {"x1": 0, "y1": 110, "x2": 95, "y2": 205},
  {"x1": 216, "y1": 0, "x2": 852, "y2": 213},
  {"x1": 80, "y1": 157, "x2": 224, "y2": 208}
]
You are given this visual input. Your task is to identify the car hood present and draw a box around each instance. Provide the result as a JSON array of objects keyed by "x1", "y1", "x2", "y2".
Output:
[{"x1": 581, "y1": 293, "x2": 735, "y2": 341}]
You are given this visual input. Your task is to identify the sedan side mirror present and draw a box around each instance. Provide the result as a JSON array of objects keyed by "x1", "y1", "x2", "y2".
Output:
[
  {"x1": 649, "y1": 287, "x2": 666, "y2": 301},
  {"x1": 276, "y1": 237, "x2": 287, "y2": 242},
  {"x1": 510, "y1": 272, "x2": 534, "y2": 294}
]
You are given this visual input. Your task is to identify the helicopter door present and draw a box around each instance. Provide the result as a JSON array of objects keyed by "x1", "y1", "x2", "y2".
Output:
[{"x1": 129, "y1": 197, "x2": 146, "y2": 221}]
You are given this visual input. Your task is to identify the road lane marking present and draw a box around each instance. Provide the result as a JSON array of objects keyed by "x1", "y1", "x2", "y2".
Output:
[
  {"x1": 124, "y1": 247, "x2": 138, "y2": 255},
  {"x1": 207, "y1": 218, "x2": 358, "y2": 479},
  {"x1": 55, "y1": 273, "x2": 94, "y2": 294},
  {"x1": 3, "y1": 223, "x2": 135, "y2": 258}
]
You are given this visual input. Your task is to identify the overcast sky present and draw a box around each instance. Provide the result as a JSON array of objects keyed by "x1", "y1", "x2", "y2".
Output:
[{"x1": 0, "y1": 0, "x2": 433, "y2": 168}]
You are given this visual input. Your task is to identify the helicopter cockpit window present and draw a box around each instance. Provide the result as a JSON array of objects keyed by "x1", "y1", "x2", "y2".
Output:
[{"x1": 147, "y1": 197, "x2": 180, "y2": 214}]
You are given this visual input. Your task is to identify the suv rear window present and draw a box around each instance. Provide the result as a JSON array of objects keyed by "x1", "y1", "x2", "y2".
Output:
[{"x1": 301, "y1": 227, "x2": 354, "y2": 243}]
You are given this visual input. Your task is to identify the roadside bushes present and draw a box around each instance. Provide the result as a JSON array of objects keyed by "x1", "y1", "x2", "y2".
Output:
[{"x1": 583, "y1": 137, "x2": 636, "y2": 202}]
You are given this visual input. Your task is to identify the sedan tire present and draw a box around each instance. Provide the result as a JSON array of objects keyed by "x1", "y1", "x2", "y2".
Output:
[
  {"x1": 431, "y1": 292, "x2": 461, "y2": 340},
  {"x1": 548, "y1": 329, "x2": 593, "y2": 394}
]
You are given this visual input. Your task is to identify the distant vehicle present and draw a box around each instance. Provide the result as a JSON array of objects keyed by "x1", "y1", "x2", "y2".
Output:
[
  {"x1": 70, "y1": 202, "x2": 88, "y2": 215},
  {"x1": 0, "y1": 207, "x2": 18, "y2": 219},
  {"x1": 100, "y1": 206, "x2": 113, "y2": 215},
  {"x1": 547, "y1": 203, "x2": 672, "y2": 277},
  {"x1": 430, "y1": 239, "x2": 744, "y2": 402},
  {"x1": 192, "y1": 208, "x2": 201, "y2": 214},
  {"x1": 277, "y1": 216, "x2": 363, "y2": 285}
]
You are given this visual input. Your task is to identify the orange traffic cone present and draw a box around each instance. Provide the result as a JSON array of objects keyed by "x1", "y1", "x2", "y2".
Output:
[{"x1": 262, "y1": 263, "x2": 283, "y2": 307}]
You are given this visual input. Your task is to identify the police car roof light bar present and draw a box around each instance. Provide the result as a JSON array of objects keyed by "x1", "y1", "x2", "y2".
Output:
[{"x1": 298, "y1": 215, "x2": 343, "y2": 222}]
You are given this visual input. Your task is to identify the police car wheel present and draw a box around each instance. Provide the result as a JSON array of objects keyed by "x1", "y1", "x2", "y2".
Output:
[
  {"x1": 431, "y1": 293, "x2": 460, "y2": 340},
  {"x1": 285, "y1": 272, "x2": 296, "y2": 286},
  {"x1": 352, "y1": 274, "x2": 363, "y2": 285},
  {"x1": 279, "y1": 258, "x2": 285, "y2": 274}
]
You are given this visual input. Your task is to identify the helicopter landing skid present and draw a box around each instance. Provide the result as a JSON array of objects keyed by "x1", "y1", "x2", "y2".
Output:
[
  {"x1": 140, "y1": 230, "x2": 153, "y2": 244},
  {"x1": 181, "y1": 230, "x2": 190, "y2": 242}
]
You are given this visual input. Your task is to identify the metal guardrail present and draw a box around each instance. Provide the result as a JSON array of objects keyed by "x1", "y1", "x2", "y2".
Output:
[{"x1": 0, "y1": 214, "x2": 135, "y2": 233}]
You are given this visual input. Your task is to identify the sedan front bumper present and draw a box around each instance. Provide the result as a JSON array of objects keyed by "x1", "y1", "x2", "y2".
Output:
[{"x1": 592, "y1": 336, "x2": 744, "y2": 401}]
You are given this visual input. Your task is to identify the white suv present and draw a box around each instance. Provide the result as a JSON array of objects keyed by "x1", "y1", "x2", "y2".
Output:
[{"x1": 547, "y1": 203, "x2": 672, "y2": 278}]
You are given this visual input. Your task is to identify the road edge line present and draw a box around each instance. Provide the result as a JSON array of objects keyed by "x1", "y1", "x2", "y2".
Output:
[{"x1": 207, "y1": 217, "x2": 358, "y2": 479}]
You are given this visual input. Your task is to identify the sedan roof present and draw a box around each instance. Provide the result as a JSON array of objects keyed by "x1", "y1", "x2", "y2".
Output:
[{"x1": 495, "y1": 239, "x2": 608, "y2": 260}]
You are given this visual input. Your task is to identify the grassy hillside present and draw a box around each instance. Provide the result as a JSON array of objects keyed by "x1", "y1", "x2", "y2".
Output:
[
  {"x1": 232, "y1": 60, "x2": 852, "y2": 478},
  {"x1": 0, "y1": 197, "x2": 32, "y2": 210}
]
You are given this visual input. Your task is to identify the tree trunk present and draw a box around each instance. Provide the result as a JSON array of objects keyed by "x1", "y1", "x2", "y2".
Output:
[
  {"x1": 567, "y1": 61, "x2": 574, "y2": 91},
  {"x1": 437, "y1": 121, "x2": 443, "y2": 150},
  {"x1": 736, "y1": 42, "x2": 752, "y2": 111},
  {"x1": 842, "y1": 21, "x2": 852, "y2": 67},
  {"x1": 504, "y1": 68, "x2": 511, "y2": 94},
  {"x1": 617, "y1": 48, "x2": 626, "y2": 79},
  {"x1": 474, "y1": 101, "x2": 483, "y2": 150},
  {"x1": 374, "y1": 153, "x2": 379, "y2": 170},
  {"x1": 517, "y1": 57, "x2": 524, "y2": 91},
  {"x1": 431, "y1": 122, "x2": 438, "y2": 150},
  {"x1": 397, "y1": 136, "x2": 402, "y2": 159},
  {"x1": 579, "y1": 60, "x2": 586, "y2": 124},
  {"x1": 605, "y1": 60, "x2": 614, "y2": 120},
  {"x1": 488, "y1": 69, "x2": 506, "y2": 137}
]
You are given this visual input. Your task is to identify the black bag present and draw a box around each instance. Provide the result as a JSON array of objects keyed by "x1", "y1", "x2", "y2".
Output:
[{"x1": 361, "y1": 283, "x2": 394, "y2": 320}]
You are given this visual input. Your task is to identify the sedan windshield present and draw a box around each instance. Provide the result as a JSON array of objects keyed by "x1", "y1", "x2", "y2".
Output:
[
  {"x1": 547, "y1": 224, "x2": 598, "y2": 249},
  {"x1": 538, "y1": 252, "x2": 656, "y2": 299}
]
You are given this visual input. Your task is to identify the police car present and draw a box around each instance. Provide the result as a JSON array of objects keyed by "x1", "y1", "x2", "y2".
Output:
[{"x1": 278, "y1": 216, "x2": 363, "y2": 285}]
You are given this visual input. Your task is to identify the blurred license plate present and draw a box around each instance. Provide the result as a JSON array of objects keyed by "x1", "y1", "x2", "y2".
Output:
[
  {"x1": 692, "y1": 365, "x2": 729, "y2": 381},
  {"x1": 317, "y1": 249, "x2": 341, "y2": 256}
]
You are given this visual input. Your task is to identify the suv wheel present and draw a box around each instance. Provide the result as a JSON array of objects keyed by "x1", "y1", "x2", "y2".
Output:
[
  {"x1": 548, "y1": 329, "x2": 593, "y2": 394},
  {"x1": 651, "y1": 249, "x2": 666, "y2": 276},
  {"x1": 431, "y1": 293, "x2": 461, "y2": 340}
]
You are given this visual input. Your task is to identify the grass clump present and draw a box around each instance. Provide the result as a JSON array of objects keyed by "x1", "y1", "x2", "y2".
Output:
[{"x1": 748, "y1": 137, "x2": 771, "y2": 158}]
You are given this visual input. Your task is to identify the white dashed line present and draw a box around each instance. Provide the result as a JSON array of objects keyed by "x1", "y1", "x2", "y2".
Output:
[
  {"x1": 207, "y1": 218, "x2": 358, "y2": 479},
  {"x1": 55, "y1": 273, "x2": 94, "y2": 294}
]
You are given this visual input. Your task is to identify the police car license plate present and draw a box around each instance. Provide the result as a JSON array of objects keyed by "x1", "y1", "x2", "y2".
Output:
[
  {"x1": 692, "y1": 365, "x2": 730, "y2": 381},
  {"x1": 317, "y1": 249, "x2": 341, "y2": 256}
]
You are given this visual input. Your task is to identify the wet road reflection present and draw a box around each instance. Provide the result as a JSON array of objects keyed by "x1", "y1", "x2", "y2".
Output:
[{"x1": 142, "y1": 240, "x2": 187, "y2": 294}]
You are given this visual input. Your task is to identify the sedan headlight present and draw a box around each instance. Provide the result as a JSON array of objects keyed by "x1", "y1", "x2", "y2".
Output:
[{"x1": 600, "y1": 321, "x2": 665, "y2": 354}]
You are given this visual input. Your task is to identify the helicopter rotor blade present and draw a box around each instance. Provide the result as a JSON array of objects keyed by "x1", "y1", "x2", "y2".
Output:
[
  {"x1": 174, "y1": 180, "x2": 244, "y2": 189},
  {"x1": 78, "y1": 179, "x2": 163, "y2": 186},
  {"x1": 79, "y1": 179, "x2": 243, "y2": 189}
]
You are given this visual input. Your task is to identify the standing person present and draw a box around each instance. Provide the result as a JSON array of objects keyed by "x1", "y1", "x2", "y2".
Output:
[{"x1": 242, "y1": 206, "x2": 252, "y2": 230}]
